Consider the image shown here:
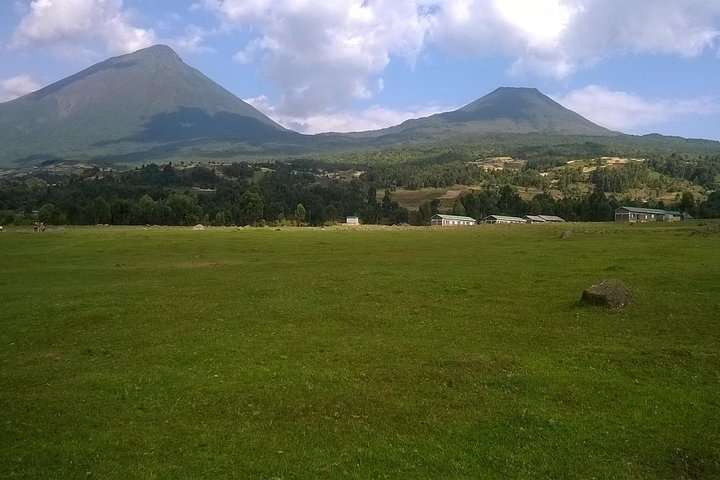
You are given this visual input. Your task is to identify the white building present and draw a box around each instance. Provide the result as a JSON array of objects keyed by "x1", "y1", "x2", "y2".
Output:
[
  {"x1": 430, "y1": 214, "x2": 477, "y2": 226},
  {"x1": 482, "y1": 215, "x2": 528, "y2": 224},
  {"x1": 614, "y1": 206, "x2": 690, "y2": 222}
]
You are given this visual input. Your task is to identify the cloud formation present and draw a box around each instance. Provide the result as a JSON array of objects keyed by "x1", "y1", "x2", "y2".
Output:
[
  {"x1": 199, "y1": 0, "x2": 431, "y2": 117},
  {"x1": 246, "y1": 95, "x2": 451, "y2": 133},
  {"x1": 12, "y1": 0, "x2": 156, "y2": 56},
  {"x1": 196, "y1": 0, "x2": 720, "y2": 120},
  {"x1": 6, "y1": 0, "x2": 720, "y2": 134},
  {"x1": 0, "y1": 74, "x2": 41, "y2": 102},
  {"x1": 553, "y1": 85, "x2": 720, "y2": 132},
  {"x1": 432, "y1": 0, "x2": 720, "y2": 76}
]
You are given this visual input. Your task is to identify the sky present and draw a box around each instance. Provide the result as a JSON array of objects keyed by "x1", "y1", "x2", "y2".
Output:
[{"x1": 1, "y1": 0, "x2": 719, "y2": 140}]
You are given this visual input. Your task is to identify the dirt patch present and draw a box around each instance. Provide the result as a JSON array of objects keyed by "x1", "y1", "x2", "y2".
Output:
[{"x1": 440, "y1": 189, "x2": 462, "y2": 200}]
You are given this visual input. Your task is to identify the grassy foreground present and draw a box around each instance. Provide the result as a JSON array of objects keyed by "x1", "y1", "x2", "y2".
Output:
[{"x1": 1, "y1": 222, "x2": 719, "y2": 479}]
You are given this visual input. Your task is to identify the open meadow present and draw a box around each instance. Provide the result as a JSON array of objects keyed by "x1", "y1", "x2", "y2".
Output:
[{"x1": 1, "y1": 222, "x2": 719, "y2": 478}]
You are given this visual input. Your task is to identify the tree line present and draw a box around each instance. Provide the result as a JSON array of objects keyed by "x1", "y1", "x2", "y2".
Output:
[
  {"x1": 1, "y1": 158, "x2": 718, "y2": 227},
  {"x1": 0, "y1": 162, "x2": 409, "y2": 227}
]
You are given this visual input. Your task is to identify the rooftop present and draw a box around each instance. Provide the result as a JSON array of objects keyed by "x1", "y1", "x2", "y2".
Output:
[
  {"x1": 524, "y1": 215, "x2": 565, "y2": 222},
  {"x1": 432, "y1": 214, "x2": 477, "y2": 222},
  {"x1": 484, "y1": 215, "x2": 527, "y2": 222},
  {"x1": 616, "y1": 206, "x2": 683, "y2": 215}
]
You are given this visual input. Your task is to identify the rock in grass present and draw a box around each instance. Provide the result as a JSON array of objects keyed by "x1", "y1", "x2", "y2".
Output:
[{"x1": 581, "y1": 279, "x2": 630, "y2": 309}]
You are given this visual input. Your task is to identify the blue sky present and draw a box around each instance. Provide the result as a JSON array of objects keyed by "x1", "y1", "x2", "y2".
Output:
[{"x1": 1, "y1": 0, "x2": 719, "y2": 140}]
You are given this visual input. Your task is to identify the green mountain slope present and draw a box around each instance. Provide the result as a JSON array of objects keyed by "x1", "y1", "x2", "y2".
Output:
[
  {"x1": 342, "y1": 87, "x2": 616, "y2": 143},
  {"x1": 0, "y1": 45, "x2": 717, "y2": 167},
  {"x1": 0, "y1": 45, "x2": 301, "y2": 164}
]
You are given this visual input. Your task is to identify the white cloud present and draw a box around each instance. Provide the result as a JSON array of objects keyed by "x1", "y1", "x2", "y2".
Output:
[
  {"x1": 12, "y1": 0, "x2": 156, "y2": 56},
  {"x1": 430, "y1": 0, "x2": 577, "y2": 56},
  {"x1": 200, "y1": 0, "x2": 431, "y2": 117},
  {"x1": 564, "y1": 0, "x2": 720, "y2": 58},
  {"x1": 0, "y1": 74, "x2": 41, "y2": 102},
  {"x1": 169, "y1": 25, "x2": 214, "y2": 55},
  {"x1": 495, "y1": 0, "x2": 573, "y2": 48},
  {"x1": 198, "y1": 0, "x2": 720, "y2": 126},
  {"x1": 431, "y1": 0, "x2": 720, "y2": 78},
  {"x1": 7, "y1": 0, "x2": 720, "y2": 133},
  {"x1": 245, "y1": 95, "x2": 451, "y2": 133},
  {"x1": 553, "y1": 85, "x2": 720, "y2": 132}
]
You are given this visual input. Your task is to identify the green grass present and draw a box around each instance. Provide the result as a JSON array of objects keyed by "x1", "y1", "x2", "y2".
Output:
[{"x1": 1, "y1": 222, "x2": 719, "y2": 478}]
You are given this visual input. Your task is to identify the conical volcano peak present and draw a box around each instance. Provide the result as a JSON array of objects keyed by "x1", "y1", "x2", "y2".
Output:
[
  {"x1": 362, "y1": 86, "x2": 615, "y2": 139},
  {"x1": 436, "y1": 86, "x2": 612, "y2": 135},
  {"x1": 129, "y1": 44, "x2": 181, "y2": 60},
  {"x1": 116, "y1": 44, "x2": 183, "y2": 67},
  {"x1": 492, "y1": 86, "x2": 541, "y2": 94},
  {"x1": 139, "y1": 44, "x2": 177, "y2": 54},
  {"x1": 459, "y1": 86, "x2": 552, "y2": 113},
  {"x1": 0, "y1": 44, "x2": 295, "y2": 163}
]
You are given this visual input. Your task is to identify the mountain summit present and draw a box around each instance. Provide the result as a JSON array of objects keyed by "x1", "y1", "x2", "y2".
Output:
[
  {"x1": 0, "y1": 45, "x2": 621, "y2": 165},
  {"x1": 444, "y1": 87, "x2": 612, "y2": 134},
  {"x1": 0, "y1": 44, "x2": 295, "y2": 163},
  {"x1": 361, "y1": 87, "x2": 615, "y2": 141}
]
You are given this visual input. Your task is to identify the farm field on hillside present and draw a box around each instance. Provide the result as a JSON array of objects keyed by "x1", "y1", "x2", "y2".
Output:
[{"x1": 1, "y1": 223, "x2": 719, "y2": 478}]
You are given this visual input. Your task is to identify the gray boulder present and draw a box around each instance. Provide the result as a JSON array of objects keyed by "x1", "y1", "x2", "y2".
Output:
[{"x1": 581, "y1": 279, "x2": 630, "y2": 309}]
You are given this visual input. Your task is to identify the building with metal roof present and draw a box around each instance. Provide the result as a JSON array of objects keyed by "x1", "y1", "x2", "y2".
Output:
[
  {"x1": 614, "y1": 206, "x2": 691, "y2": 222},
  {"x1": 482, "y1": 215, "x2": 528, "y2": 224},
  {"x1": 430, "y1": 214, "x2": 477, "y2": 226},
  {"x1": 524, "y1": 215, "x2": 566, "y2": 223}
]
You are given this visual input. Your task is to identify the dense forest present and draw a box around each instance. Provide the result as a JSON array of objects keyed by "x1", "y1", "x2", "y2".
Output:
[{"x1": 1, "y1": 151, "x2": 719, "y2": 227}]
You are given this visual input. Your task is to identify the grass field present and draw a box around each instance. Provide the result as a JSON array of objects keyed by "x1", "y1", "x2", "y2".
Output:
[{"x1": 1, "y1": 222, "x2": 719, "y2": 478}]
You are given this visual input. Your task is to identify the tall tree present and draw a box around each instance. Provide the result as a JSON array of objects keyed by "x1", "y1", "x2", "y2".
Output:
[
  {"x1": 680, "y1": 191, "x2": 695, "y2": 213},
  {"x1": 451, "y1": 199, "x2": 467, "y2": 216},
  {"x1": 295, "y1": 203, "x2": 306, "y2": 226},
  {"x1": 239, "y1": 191, "x2": 264, "y2": 226}
]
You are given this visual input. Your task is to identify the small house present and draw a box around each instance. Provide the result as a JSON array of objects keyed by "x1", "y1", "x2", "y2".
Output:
[
  {"x1": 346, "y1": 216, "x2": 360, "y2": 225},
  {"x1": 430, "y1": 214, "x2": 477, "y2": 226},
  {"x1": 482, "y1": 215, "x2": 527, "y2": 224}
]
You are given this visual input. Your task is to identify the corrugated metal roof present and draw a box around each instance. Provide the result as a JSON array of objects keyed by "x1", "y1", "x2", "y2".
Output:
[
  {"x1": 523, "y1": 215, "x2": 567, "y2": 222},
  {"x1": 538, "y1": 215, "x2": 565, "y2": 222},
  {"x1": 616, "y1": 206, "x2": 692, "y2": 216},
  {"x1": 432, "y1": 214, "x2": 477, "y2": 222},
  {"x1": 616, "y1": 206, "x2": 669, "y2": 215},
  {"x1": 616, "y1": 206, "x2": 692, "y2": 219},
  {"x1": 483, "y1": 215, "x2": 527, "y2": 222}
]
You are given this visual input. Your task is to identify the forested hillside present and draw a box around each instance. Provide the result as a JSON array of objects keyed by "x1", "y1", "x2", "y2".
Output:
[{"x1": 2, "y1": 146, "x2": 719, "y2": 227}]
